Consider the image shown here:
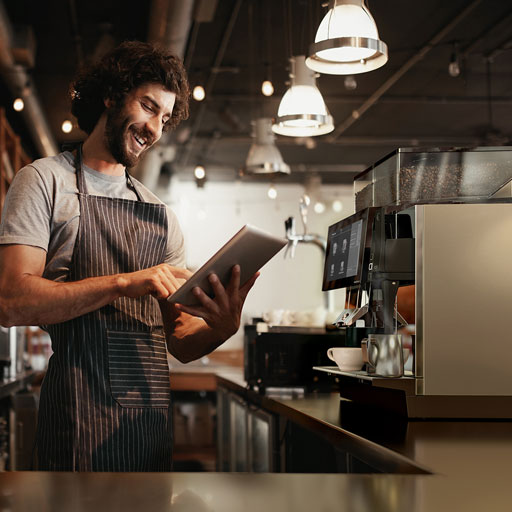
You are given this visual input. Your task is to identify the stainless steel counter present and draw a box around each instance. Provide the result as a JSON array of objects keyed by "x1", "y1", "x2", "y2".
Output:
[
  {"x1": 0, "y1": 367, "x2": 510, "y2": 511},
  {"x1": 0, "y1": 469, "x2": 510, "y2": 512},
  {"x1": 216, "y1": 369, "x2": 512, "y2": 477}
]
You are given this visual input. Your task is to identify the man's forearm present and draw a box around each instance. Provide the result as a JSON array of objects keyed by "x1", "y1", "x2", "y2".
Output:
[
  {"x1": 0, "y1": 244, "x2": 189, "y2": 328},
  {"x1": 0, "y1": 274, "x2": 123, "y2": 327}
]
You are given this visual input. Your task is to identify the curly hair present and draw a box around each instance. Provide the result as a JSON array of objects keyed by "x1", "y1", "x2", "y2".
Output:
[{"x1": 70, "y1": 41, "x2": 190, "y2": 134}]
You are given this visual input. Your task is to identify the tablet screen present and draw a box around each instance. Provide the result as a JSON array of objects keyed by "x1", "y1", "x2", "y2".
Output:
[{"x1": 167, "y1": 225, "x2": 287, "y2": 306}]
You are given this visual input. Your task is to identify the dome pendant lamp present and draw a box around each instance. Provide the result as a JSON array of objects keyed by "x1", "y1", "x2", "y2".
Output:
[
  {"x1": 242, "y1": 118, "x2": 290, "y2": 176},
  {"x1": 306, "y1": 0, "x2": 388, "y2": 75},
  {"x1": 272, "y1": 55, "x2": 334, "y2": 137}
]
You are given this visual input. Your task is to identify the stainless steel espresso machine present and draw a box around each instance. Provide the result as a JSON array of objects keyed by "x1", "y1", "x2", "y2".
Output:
[{"x1": 316, "y1": 146, "x2": 512, "y2": 418}]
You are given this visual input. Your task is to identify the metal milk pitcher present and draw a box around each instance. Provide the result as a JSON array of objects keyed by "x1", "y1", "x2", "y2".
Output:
[{"x1": 361, "y1": 334, "x2": 404, "y2": 378}]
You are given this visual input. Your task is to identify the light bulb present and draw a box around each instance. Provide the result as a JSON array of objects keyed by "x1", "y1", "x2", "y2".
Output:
[
  {"x1": 313, "y1": 201, "x2": 326, "y2": 214},
  {"x1": 344, "y1": 75, "x2": 357, "y2": 90},
  {"x1": 194, "y1": 165, "x2": 206, "y2": 180},
  {"x1": 61, "y1": 120, "x2": 73, "y2": 133},
  {"x1": 267, "y1": 185, "x2": 277, "y2": 199},
  {"x1": 448, "y1": 59, "x2": 460, "y2": 78},
  {"x1": 261, "y1": 80, "x2": 274, "y2": 96},
  {"x1": 13, "y1": 98, "x2": 24, "y2": 112},
  {"x1": 193, "y1": 85, "x2": 205, "y2": 101},
  {"x1": 332, "y1": 200, "x2": 343, "y2": 213}
]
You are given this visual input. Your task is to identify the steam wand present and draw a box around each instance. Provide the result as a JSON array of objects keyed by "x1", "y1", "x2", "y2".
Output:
[{"x1": 284, "y1": 215, "x2": 333, "y2": 312}]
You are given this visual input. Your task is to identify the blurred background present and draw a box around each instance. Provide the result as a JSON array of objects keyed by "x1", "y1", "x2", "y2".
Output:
[{"x1": 1, "y1": 0, "x2": 511, "y2": 348}]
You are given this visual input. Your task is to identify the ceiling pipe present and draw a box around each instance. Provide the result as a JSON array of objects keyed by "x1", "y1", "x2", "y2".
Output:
[
  {"x1": 190, "y1": 134, "x2": 482, "y2": 146},
  {"x1": 0, "y1": 1, "x2": 58, "y2": 157},
  {"x1": 460, "y1": 8, "x2": 512, "y2": 60},
  {"x1": 328, "y1": 0, "x2": 483, "y2": 142},
  {"x1": 147, "y1": 0, "x2": 195, "y2": 58},
  {"x1": 131, "y1": 0, "x2": 196, "y2": 188},
  {"x1": 208, "y1": 93, "x2": 512, "y2": 106}
]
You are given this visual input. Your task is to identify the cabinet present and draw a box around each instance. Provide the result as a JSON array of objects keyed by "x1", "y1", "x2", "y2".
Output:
[
  {"x1": 281, "y1": 420, "x2": 381, "y2": 473},
  {"x1": 0, "y1": 388, "x2": 38, "y2": 471},
  {"x1": 217, "y1": 386, "x2": 277, "y2": 472},
  {"x1": 172, "y1": 390, "x2": 216, "y2": 471},
  {"x1": 217, "y1": 383, "x2": 391, "y2": 474}
]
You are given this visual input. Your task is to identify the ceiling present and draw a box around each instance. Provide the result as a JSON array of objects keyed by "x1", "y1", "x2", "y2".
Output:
[{"x1": 2, "y1": 0, "x2": 512, "y2": 188}]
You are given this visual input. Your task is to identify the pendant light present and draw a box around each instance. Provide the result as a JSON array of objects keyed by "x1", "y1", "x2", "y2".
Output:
[
  {"x1": 272, "y1": 55, "x2": 334, "y2": 137},
  {"x1": 306, "y1": 0, "x2": 388, "y2": 75},
  {"x1": 242, "y1": 118, "x2": 290, "y2": 176}
]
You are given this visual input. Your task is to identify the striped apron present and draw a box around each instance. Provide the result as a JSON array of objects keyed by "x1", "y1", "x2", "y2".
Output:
[{"x1": 35, "y1": 146, "x2": 172, "y2": 471}]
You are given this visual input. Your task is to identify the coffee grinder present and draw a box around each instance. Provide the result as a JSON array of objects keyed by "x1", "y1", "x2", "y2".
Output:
[{"x1": 316, "y1": 146, "x2": 512, "y2": 418}]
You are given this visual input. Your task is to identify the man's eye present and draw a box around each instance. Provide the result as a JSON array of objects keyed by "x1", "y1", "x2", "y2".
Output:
[{"x1": 142, "y1": 102, "x2": 153, "y2": 112}]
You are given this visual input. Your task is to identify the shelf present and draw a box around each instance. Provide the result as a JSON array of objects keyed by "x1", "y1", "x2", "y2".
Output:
[{"x1": 0, "y1": 107, "x2": 31, "y2": 219}]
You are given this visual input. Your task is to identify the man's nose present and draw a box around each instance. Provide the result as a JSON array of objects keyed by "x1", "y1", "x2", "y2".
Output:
[{"x1": 146, "y1": 116, "x2": 163, "y2": 142}]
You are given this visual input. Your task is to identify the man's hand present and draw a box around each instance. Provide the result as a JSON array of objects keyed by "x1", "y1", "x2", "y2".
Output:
[
  {"x1": 174, "y1": 265, "x2": 259, "y2": 341},
  {"x1": 117, "y1": 264, "x2": 192, "y2": 300},
  {"x1": 0, "y1": 244, "x2": 193, "y2": 326}
]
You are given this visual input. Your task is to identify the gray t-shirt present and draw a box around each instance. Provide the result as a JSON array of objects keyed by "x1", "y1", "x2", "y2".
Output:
[{"x1": 0, "y1": 151, "x2": 185, "y2": 282}]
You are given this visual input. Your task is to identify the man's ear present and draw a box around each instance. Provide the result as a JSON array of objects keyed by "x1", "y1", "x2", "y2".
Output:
[{"x1": 104, "y1": 97, "x2": 114, "y2": 108}]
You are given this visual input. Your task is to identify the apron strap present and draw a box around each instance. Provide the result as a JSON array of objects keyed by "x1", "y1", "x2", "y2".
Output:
[
  {"x1": 75, "y1": 143, "x2": 89, "y2": 195},
  {"x1": 125, "y1": 172, "x2": 145, "y2": 202},
  {"x1": 74, "y1": 143, "x2": 145, "y2": 202}
]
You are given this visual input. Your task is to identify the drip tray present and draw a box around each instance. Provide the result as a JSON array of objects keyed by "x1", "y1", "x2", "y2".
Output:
[{"x1": 314, "y1": 366, "x2": 414, "y2": 381}]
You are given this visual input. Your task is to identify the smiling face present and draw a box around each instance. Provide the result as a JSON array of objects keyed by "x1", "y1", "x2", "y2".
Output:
[{"x1": 104, "y1": 83, "x2": 176, "y2": 167}]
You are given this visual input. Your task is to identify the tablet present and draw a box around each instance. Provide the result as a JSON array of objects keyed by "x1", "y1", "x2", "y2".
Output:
[{"x1": 167, "y1": 224, "x2": 287, "y2": 306}]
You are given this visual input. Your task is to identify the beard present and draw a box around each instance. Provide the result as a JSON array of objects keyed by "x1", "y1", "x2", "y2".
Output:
[{"x1": 104, "y1": 102, "x2": 154, "y2": 168}]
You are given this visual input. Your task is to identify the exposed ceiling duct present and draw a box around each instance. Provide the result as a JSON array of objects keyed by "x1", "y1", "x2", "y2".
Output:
[
  {"x1": 147, "y1": 0, "x2": 195, "y2": 58},
  {"x1": 0, "y1": 1, "x2": 58, "y2": 157},
  {"x1": 131, "y1": 0, "x2": 198, "y2": 188}
]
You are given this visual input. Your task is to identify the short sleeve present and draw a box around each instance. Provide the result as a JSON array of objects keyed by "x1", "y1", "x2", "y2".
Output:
[
  {"x1": 164, "y1": 206, "x2": 186, "y2": 267},
  {"x1": 0, "y1": 165, "x2": 52, "y2": 251}
]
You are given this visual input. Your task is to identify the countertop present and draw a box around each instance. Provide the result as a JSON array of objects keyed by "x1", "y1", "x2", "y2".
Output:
[
  {"x1": 1, "y1": 365, "x2": 511, "y2": 511},
  {"x1": 214, "y1": 370, "x2": 512, "y2": 477},
  {"x1": 0, "y1": 370, "x2": 38, "y2": 400},
  {"x1": 0, "y1": 466, "x2": 511, "y2": 512}
]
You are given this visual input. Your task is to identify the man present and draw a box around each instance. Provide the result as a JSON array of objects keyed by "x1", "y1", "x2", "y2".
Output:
[{"x1": 0, "y1": 41, "x2": 257, "y2": 471}]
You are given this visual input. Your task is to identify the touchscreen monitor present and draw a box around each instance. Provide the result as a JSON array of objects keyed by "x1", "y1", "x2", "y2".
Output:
[{"x1": 322, "y1": 208, "x2": 376, "y2": 291}]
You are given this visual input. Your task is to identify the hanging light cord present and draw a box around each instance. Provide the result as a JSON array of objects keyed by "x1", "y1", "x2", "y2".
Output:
[{"x1": 284, "y1": 0, "x2": 293, "y2": 60}]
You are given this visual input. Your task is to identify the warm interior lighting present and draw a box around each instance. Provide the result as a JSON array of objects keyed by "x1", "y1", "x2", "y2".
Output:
[
  {"x1": 193, "y1": 85, "x2": 205, "y2": 101},
  {"x1": 314, "y1": 201, "x2": 326, "y2": 214},
  {"x1": 448, "y1": 43, "x2": 461, "y2": 77},
  {"x1": 306, "y1": 0, "x2": 388, "y2": 75},
  {"x1": 61, "y1": 120, "x2": 73, "y2": 133},
  {"x1": 272, "y1": 56, "x2": 334, "y2": 137},
  {"x1": 13, "y1": 98, "x2": 24, "y2": 112},
  {"x1": 242, "y1": 118, "x2": 290, "y2": 176},
  {"x1": 332, "y1": 199, "x2": 343, "y2": 212},
  {"x1": 194, "y1": 165, "x2": 206, "y2": 180},
  {"x1": 261, "y1": 80, "x2": 274, "y2": 96},
  {"x1": 344, "y1": 75, "x2": 357, "y2": 90}
]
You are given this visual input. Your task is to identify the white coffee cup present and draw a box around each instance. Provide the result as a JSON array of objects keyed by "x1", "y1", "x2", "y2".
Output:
[
  {"x1": 293, "y1": 310, "x2": 313, "y2": 326},
  {"x1": 327, "y1": 347, "x2": 364, "y2": 372},
  {"x1": 263, "y1": 309, "x2": 284, "y2": 325}
]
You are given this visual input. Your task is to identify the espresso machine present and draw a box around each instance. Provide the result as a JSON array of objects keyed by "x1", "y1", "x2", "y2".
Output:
[{"x1": 316, "y1": 146, "x2": 512, "y2": 418}]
